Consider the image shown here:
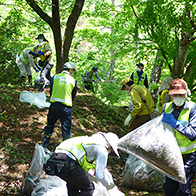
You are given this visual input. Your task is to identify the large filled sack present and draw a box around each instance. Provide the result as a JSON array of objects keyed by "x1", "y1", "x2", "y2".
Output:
[
  {"x1": 118, "y1": 115, "x2": 186, "y2": 184},
  {"x1": 31, "y1": 175, "x2": 67, "y2": 196},
  {"x1": 122, "y1": 154, "x2": 164, "y2": 192},
  {"x1": 23, "y1": 144, "x2": 52, "y2": 196},
  {"x1": 31, "y1": 175, "x2": 124, "y2": 196},
  {"x1": 19, "y1": 90, "x2": 50, "y2": 109}
]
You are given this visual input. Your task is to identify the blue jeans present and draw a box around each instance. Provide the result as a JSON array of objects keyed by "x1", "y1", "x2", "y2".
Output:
[{"x1": 43, "y1": 102, "x2": 72, "y2": 146}]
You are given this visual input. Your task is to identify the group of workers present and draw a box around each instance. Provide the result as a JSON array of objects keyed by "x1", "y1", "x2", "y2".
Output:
[
  {"x1": 16, "y1": 34, "x2": 54, "y2": 91},
  {"x1": 121, "y1": 64, "x2": 196, "y2": 196},
  {"x1": 17, "y1": 37, "x2": 196, "y2": 196},
  {"x1": 39, "y1": 61, "x2": 120, "y2": 195}
]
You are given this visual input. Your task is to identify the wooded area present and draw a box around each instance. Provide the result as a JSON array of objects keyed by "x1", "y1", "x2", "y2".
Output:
[
  {"x1": 0, "y1": 0, "x2": 196, "y2": 195},
  {"x1": 1, "y1": 0, "x2": 196, "y2": 102}
]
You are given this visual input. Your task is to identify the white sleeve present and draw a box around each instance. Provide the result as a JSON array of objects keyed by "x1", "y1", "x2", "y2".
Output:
[{"x1": 95, "y1": 147, "x2": 114, "y2": 187}]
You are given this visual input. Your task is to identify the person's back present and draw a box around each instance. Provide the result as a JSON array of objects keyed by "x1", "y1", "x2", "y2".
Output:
[
  {"x1": 50, "y1": 72, "x2": 75, "y2": 106},
  {"x1": 130, "y1": 84, "x2": 155, "y2": 117}
]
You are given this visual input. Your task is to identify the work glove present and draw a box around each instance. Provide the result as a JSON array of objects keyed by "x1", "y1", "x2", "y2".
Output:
[
  {"x1": 38, "y1": 60, "x2": 44, "y2": 67},
  {"x1": 162, "y1": 112, "x2": 180, "y2": 129},
  {"x1": 35, "y1": 64, "x2": 41, "y2": 71},
  {"x1": 34, "y1": 67, "x2": 39, "y2": 73},
  {"x1": 38, "y1": 51, "x2": 44, "y2": 55},
  {"x1": 107, "y1": 186, "x2": 124, "y2": 196},
  {"x1": 29, "y1": 51, "x2": 35, "y2": 56},
  {"x1": 124, "y1": 113, "x2": 132, "y2": 126}
]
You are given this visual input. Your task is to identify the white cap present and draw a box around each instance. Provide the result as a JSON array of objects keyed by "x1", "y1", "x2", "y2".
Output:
[
  {"x1": 99, "y1": 132, "x2": 120, "y2": 159},
  {"x1": 64, "y1": 62, "x2": 78, "y2": 71}
]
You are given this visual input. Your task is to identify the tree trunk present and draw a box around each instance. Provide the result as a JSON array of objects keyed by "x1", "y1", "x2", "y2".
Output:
[
  {"x1": 172, "y1": 33, "x2": 192, "y2": 78},
  {"x1": 51, "y1": 0, "x2": 63, "y2": 74},
  {"x1": 26, "y1": 0, "x2": 85, "y2": 74},
  {"x1": 62, "y1": 0, "x2": 85, "y2": 73}
]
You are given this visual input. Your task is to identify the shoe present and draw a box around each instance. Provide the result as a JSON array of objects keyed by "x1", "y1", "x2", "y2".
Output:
[
  {"x1": 29, "y1": 82, "x2": 33, "y2": 87},
  {"x1": 42, "y1": 135, "x2": 50, "y2": 148}
]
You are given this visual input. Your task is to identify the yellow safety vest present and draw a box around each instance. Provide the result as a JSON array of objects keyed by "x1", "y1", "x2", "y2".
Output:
[
  {"x1": 56, "y1": 136, "x2": 96, "y2": 172},
  {"x1": 20, "y1": 47, "x2": 35, "y2": 65},
  {"x1": 37, "y1": 42, "x2": 50, "y2": 62},
  {"x1": 50, "y1": 72, "x2": 75, "y2": 106},
  {"x1": 133, "y1": 71, "x2": 146, "y2": 87},
  {"x1": 165, "y1": 101, "x2": 196, "y2": 154}
]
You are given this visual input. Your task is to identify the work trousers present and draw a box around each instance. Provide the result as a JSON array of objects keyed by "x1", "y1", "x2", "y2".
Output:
[
  {"x1": 17, "y1": 60, "x2": 32, "y2": 77},
  {"x1": 84, "y1": 81, "x2": 95, "y2": 93},
  {"x1": 40, "y1": 63, "x2": 53, "y2": 85},
  {"x1": 47, "y1": 153, "x2": 95, "y2": 196},
  {"x1": 44, "y1": 102, "x2": 72, "y2": 141},
  {"x1": 164, "y1": 151, "x2": 196, "y2": 196},
  {"x1": 129, "y1": 114, "x2": 151, "y2": 132}
]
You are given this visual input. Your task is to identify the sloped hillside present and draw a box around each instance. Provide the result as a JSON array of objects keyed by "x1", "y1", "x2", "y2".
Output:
[{"x1": 0, "y1": 84, "x2": 166, "y2": 196}]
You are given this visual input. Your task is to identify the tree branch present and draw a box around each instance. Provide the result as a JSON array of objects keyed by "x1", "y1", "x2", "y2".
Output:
[{"x1": 25, "y1": 0, "x2": 53, "y2": 28}]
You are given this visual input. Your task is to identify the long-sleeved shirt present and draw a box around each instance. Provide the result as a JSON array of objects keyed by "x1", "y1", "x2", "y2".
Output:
[
  {"x1": 20, "y1": 48, "x2": 37, "y2": 68},
  {"x1": 129, "y1": 84, "x2": 155, "y2": 117},
  {"x1": 84, "y1": 70, "x2": 104, "y2": 83},
  {"x1": 163, "y1": 100, "x2": 196, "y2": 141},
  {"x1": 55, "y1": 134, "x2": 114, "y2": 187}
]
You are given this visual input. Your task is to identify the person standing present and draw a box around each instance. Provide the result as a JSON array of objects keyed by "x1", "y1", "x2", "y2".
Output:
[
  {"x1": 16, "y1": 46, "x2": 40, "y2": 87},
  {"x1": 161, "y1": 78, "x2": 196, "y2": 196},
  {"x1": 82, "y1": 67, "x2": 105, "y2": 93},
  {"x1": 121, "y1": 78, "x2": 155, "y2": 131},
  {"x1": 42, "y1": 62, "x2": 77, "y2": 148},
  {"x1": 35, "y1": 34, "x2": 54, "y2": 91},
  {"x1": 130, "y1": 63, "x2": 149, "y2": 89},
  {"x1": 44, "y1": 132, "x2": 120, "y2": 196}
]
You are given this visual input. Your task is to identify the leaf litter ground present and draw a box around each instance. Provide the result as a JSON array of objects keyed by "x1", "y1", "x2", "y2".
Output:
[{"x1": 1, "y1": 85, "x2": 196, "y2": 195}]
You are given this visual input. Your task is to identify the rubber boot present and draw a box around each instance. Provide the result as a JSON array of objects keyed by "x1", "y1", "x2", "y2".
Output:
[
  {"x1": 28, "y1": 75, "x2": 33, "y2": 87},
  {"x1": 21, "y1": 76, "x2": 26, "y2": 87},
  {"x1": 42, "y1": 135, "x2": 50, "y2": 148},
  {"x1": 38, "y1": 82, "x2": 46, "y2": 92}
]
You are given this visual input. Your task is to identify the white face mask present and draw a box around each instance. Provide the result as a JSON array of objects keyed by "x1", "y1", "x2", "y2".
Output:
[
  {"x1": 137, "y1": 67, "x2": 141, "y2": 72},
  {"x1": 173, "y1": 97, "x2": 186, "y2": 106},
  {"x1": 38, "y1": 38, "x2": 43, "y2": 43}
]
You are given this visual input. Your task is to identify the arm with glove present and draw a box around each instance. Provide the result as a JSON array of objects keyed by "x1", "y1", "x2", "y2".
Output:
[
  {"x1": 162, "y1": 106, "x2": 196, "y2": 141},
  {"x1": 28, "y1": 53, "x2": 41, "y2": 72}
]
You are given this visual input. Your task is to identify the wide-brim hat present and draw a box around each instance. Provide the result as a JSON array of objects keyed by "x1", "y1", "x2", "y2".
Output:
[
  {"x1": 169, "y1": 78, "x2": 188, "y2": 95},
  {"x1": 100, "y1": 132, "x2": 120, "y2": 159},
  {"x1": 121, "y1": 78, "x2": 131, "y2": 90}
]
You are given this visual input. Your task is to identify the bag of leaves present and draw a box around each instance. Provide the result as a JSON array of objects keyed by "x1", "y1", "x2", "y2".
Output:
[
  {"x1": 121, "y1": 154, "x2": 164, "y2": 192},
  {"x1": 31, "y1": 175, "x2": 68, "y2": 196},
  {"x1": 118, "y1": 115, "x2": 186, "y2": 184},
  {"x1": 22, "y1": 144, "x2": 52, "y2": 196}
]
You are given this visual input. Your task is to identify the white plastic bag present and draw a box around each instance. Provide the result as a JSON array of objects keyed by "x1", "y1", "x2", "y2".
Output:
[
  {"x1": 19, "y1": 90, "x2": 50, "y2": 109},
  {"x1": 122, "y1": 154, "x2": 164, "y2": 192},
  {"x1": 23, "y1": 144, "x2": 47, "y2": 195},
  {"x1": 31, "y1": 176, "x2": 68, "y2": 196},
  {"x1": 31, "y1": 175, "x2": 124, "y2": 196},
  {"x1": 118, "y1": 115, "x2": 186, "y2": 184}
]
